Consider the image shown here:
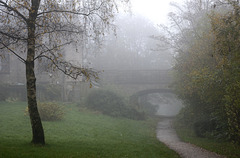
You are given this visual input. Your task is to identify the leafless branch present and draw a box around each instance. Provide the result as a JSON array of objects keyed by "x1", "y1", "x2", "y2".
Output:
[
  {"x1": 37, "y1": 10, "x2": 91, "y2": 17},
  {"x1": 37, "y1": 1, "x2": 106, "y2": 17},
  {"x1": 38, "y1": 54, "x2": 99, "y2": 82},
  {"x1": 0, "y1": 30, "x2": 27, "y2": 41},
  {"x1": 1, "y1": 42, "x2": 26, "y2": 63},
  {"x1": 0, "y1": 0, "x2": 28, "y2": 22},
  {"x1": 34, "y1": 41, "x2": 73, "y2": 61}
]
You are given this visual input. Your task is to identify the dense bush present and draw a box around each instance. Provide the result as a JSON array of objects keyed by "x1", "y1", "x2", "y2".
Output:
[
  {"x1": 85, "y1": 89, "x2": 145, "y2": 120},
  {"x1": 193, "y1": 120, "x2": 216, "y2": 138},
  {"x1": 122, "y1": 107, "x2": 146, "y2": 120},
  {"x1": 25, "y1": 102, "x2": 64, "y2": 121},
  {"x1": 86, "y1": 90, "x2": 124, "y2": 116}
]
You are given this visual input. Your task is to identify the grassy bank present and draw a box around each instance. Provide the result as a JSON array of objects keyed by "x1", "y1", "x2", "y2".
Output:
[
  {"x1": 0, "y1": 102, "x2": 179, "y2": 158},
  {"x1": 174, "y1": 123, "x2": 240, "y2": 158}
]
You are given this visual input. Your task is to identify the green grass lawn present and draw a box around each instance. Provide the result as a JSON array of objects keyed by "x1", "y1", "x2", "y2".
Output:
[
  {"x1": 174, "y1": 124, "x2": 240, "y2": 158},
  {"x1": 0, "y1": 102, "x2": 179, "y2": 158}
]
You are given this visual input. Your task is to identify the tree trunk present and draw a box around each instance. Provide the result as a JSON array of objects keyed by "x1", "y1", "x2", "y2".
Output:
[
  {"x1": 26, "y1": 60, "x2": 45, "y2": 145},
  {"x1": 26, "y1": 0, "x2": 45, "y2": 145}
]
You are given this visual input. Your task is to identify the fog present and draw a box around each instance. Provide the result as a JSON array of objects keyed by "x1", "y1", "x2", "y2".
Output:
[
  {"x1": 90, "y1": 14, "x2": 173, "y2": 71},
  {"x1": 88, "y1": 1, "x2": 183, "y2": 118},
  {"x1": 0, "y1": 12, "x2": 183, "y2": 118},
  {"x1": 0, "y1": 0, "x2": 184, "y2": 118},
  {"x1": 146, "y1": 93, "x2": 183, "y2": 116},
  {"x1": 87, "y1": 14, "x2": 182, "y2": 117},
  {"x1": 2, "y1": 0, "x2": 240, "y2": 156}
]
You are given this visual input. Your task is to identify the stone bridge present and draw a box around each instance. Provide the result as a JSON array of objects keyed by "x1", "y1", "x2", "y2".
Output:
[
  {"x1": 97, "y1": 69, "x2": 182, "y2": 116},
  {"x1": 99, "y1": 69, "x2": 173, "y2": 96}
]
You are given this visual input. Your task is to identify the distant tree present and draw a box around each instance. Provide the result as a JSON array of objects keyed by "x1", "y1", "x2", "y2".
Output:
[
  {"x1": 0, "y1": 0, "x2": 128, "y2": 145},
  {"x1": 92, "y1": 15, "x2": 171, "y2": 70}
]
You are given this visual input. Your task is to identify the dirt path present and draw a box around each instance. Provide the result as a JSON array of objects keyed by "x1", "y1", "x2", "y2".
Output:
[{"x1": 156, "y1": 118, "x2": 226, "y2": 158}]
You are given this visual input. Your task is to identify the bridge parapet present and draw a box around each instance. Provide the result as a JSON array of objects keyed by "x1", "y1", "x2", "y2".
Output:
[
  {"x1": 98, "y1": 69, "x2": 173, "y2": 97},
  {"x1": 133, "y1": 89, "x2": 174, "y2": 97},
  {"x1": 99, "y1": 69, "x2": 172, "y2": 85}
]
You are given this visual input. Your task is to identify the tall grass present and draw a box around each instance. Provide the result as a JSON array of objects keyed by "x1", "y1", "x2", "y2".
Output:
[
  {"x1": 0, "y1": 102, "x2": 179, "y2": 158},
  {"x1": 174, "y1": 121, "x2": 240, "y2": 158}
]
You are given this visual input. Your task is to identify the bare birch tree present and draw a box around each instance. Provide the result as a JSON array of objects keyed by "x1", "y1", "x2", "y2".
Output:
[{"x1": 0, "y1": 0, "x2": 128, "y2": 145}]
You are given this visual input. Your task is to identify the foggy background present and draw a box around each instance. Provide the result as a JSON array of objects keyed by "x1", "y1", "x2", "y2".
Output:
[{"x1": 0, "y1": 0, "x2": 185, "y2": 117}]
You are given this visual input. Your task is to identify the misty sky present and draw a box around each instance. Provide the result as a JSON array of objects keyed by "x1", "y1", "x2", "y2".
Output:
[
  {"x1": 131, "y1": 0, "x2": 184, "y2": 24},
  {"x1": 90, "y1": 1, "x2": 187, "y2": 70}
]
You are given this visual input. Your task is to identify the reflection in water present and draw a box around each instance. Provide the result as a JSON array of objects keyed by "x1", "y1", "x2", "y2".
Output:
[{"x1": 147, "y1": 93, "x2": 183, "y2": 116}]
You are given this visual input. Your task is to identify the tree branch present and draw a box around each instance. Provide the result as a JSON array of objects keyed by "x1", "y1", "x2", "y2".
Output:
[
  {"x1": 34, "y1": 41, "x2": 73, "y2": 61},
  {"x1": 1, "y1": 42, "x2": 26, "y2": 63},
  {"x1": 0, "y1": 0, "x2": 28, "y2": 22},
  {"x1": 37, "y1": 1, "x2": 105, "y2": 17},
  {"x1": 0, "y1": 30, "x2": 27, "y2": 41},
  {"x1": 37, "y1": 9, "x2": 91, "y2": 17},
  {"x1": 38, "y1": 54, "x2": 98, "y2": 82}
]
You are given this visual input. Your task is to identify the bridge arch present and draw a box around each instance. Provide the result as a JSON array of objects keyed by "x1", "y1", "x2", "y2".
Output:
[
  {"x1": 133, "y1": 88, "x2": 174, "y2": 97},
  {"x1": 130, "y1": 88, "x2": 182, "y2": 116},
  {"x1": 130, "y1": 88, "x2": 174, "y2": 104}
]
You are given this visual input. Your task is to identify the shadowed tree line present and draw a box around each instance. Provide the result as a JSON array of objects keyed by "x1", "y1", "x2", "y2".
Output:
[{"x1": 156, "y1": 0, "x2": 240, "y2": 143}]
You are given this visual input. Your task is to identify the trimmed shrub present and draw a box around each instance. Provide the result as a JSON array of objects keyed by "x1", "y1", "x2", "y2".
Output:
[
  {"x1": 85, "y1": 89, "x2": 145, "y2": 120},
  {"x1": 25, "y1": 102, "x2": 64, "y2": 121}
]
